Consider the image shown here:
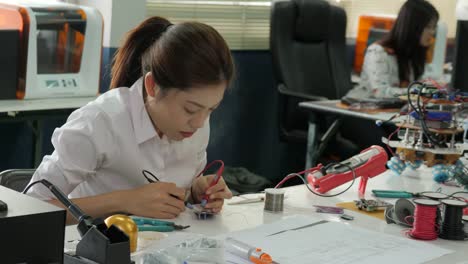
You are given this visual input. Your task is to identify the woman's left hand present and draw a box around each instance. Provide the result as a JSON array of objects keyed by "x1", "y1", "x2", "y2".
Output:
[{"x1": 191, "y1": 174, "x2": 233, "y2": 213}]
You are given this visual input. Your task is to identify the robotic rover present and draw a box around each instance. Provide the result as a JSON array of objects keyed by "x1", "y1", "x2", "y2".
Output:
[{"x1": 385, "y1": 81, "x2": 468, "y2": 188}]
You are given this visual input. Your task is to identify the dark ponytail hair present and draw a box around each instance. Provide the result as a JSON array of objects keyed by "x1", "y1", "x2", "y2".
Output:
[
  {"x1": 110, "y1": 17, "x2": 234, "y2": 91},
  {"x1": 380, "y1": 0, "x2": 438, "y2": 83}
]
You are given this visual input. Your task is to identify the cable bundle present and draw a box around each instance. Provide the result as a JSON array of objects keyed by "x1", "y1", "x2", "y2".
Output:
[
  {"x1": 439, "y1": 199, "x2": 467, "y2": 240},
  {"x1": 408, "y1": 199, "x2": 440, "y2": 240},
  {"x1": 406, "y1": 82, "x2": 444, "y2": 148}
]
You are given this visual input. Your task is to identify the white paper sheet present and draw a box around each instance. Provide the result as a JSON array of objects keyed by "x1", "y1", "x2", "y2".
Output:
[{"x1": 225, "y1": 215, "x2": 453, "y2": 264}]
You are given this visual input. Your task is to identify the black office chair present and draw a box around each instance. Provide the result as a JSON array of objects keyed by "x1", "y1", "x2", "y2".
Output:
[
  {"x1": 270, "y1": 0, "x2": 351, "y2": 143},
  {"x1": 0, "y1": 169, "x2": 35, "y2": 192}
]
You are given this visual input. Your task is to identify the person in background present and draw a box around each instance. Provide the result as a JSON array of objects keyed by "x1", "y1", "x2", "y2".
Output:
[
  {"x1": 26, "y1": 16, "x2": 234, "y2": 223},
  {"x1": 351, "y1": 0, "x2": 439, "y2": 98}
]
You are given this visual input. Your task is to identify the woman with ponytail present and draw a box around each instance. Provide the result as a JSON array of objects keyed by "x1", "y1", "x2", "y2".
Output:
[
  {"x1": 348, "y1": 0, "x2": 439, "y2": 98},
  {"x1": 27, "y1": 17, "x2": 235, "y2": 222}
]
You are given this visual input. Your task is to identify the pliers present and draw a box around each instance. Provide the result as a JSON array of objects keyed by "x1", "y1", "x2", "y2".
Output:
[
  {"x1": 132, "y1": 216, "x2": 190, "y2": 232},
  {"x1": 372, "y1": 189, "x2": 419, "y2": 198}
]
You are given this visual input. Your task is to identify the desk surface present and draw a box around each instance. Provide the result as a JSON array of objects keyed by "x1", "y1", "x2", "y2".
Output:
[
  {"x1": 299, "y1": 100, "x2": 398, "y2": 121},
  {"x1": 0, "y1": 97, "x2": 97, "y2": 113},
  {"x1": 66, "y1": 169, "x2": 467, "y2": 263}
]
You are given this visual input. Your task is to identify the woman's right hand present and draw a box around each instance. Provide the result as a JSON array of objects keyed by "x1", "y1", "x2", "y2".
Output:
[{"x1": 122, "y1": 182, "x2": 186, "y2": 219}]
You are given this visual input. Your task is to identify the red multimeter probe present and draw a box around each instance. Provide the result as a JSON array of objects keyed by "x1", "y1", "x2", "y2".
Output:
[{"x1": 196, "y1": 160, "x2": 224, "y2": 207}]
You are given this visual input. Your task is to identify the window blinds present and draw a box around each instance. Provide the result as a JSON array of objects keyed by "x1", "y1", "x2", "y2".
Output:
[
  {"x1": 146, "y1": 0, "x2": 457, "y2": 50},
  {"x1": 146, "y1": 0, "x2": 271, "y2": 50}
]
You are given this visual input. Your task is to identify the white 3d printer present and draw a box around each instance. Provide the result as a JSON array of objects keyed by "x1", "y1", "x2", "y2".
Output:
[{"x1": 0, "y1": 0, "x2": 102, "y2": 99}]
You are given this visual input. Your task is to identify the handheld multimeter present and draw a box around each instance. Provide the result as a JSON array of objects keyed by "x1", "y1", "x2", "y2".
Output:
[{"x1": 307, "y1": 145, "x2": 388, "y2": 196}]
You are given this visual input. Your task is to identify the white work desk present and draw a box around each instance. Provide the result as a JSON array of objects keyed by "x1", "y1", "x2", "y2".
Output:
[
  {"x1": 0, "y1": 97, "x2": 96, "y2": 166},
  {"x1": 66, "y1": 168, "x2": 468, "y2": 263},
  {"x1": 299, "y1": 100, "x2": 399, "y2": 168}
]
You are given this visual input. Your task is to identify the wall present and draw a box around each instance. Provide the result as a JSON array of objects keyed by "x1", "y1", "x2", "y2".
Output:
[{"x1": 207, "y1": 51, "x2": 306, "y2": 181}]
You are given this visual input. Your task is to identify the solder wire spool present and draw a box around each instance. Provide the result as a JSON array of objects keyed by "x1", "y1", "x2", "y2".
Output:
[
  {"x1": 264, "y1": 188, "x2": 285, "y2": 212},
  {"x1": 421, "y1": 192, "x2": 448, "y2": 225},
  {"x1": 408, "y1": 199, "x2": 440, "y2": 240},
  {"x1": 439, "y1": 199, "x2": 467, "y2": 240}
]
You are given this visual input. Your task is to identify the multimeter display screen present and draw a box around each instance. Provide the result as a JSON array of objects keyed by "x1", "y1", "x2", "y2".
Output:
[{"x1": 326, "y1": 148, "x2": 380, "y2": 174}]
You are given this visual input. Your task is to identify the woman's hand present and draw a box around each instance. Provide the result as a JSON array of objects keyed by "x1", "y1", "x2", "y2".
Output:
[
  {"x1": 122, "y1": 182, "x2": 186, "y2": 219},
  {"x1": 191, "y1": 174, "x2": 233, "y2": 213}
]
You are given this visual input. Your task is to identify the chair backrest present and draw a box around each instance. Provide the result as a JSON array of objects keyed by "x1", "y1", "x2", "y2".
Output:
[
  {"x1": 0, "y1": 169, "x2": 35, "y2": 192},
  {"x1": 271, "y1": 0, "x2": 350, "y2": 100},
  {"x1": 270, "y1": 0, "x2": 350, "y2": 142}
]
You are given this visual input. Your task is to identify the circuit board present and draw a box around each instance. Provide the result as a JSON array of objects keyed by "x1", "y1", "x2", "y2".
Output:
[{"x1": 355, "y1": 199, "x2": 392, "y2": 212}]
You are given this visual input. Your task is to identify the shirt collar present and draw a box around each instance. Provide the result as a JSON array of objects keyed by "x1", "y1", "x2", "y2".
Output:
[{"x1": 128, "y1": 78, "x2": 158, "y2": 144}]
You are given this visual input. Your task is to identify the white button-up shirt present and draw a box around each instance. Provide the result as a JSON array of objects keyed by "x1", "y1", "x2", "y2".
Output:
[
  {"x1": 352, "y1": 43, "x2": 415, "y2": 98},
  {"x1": 27, "y1": 79, "x2": 209, "y2": 199}
]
